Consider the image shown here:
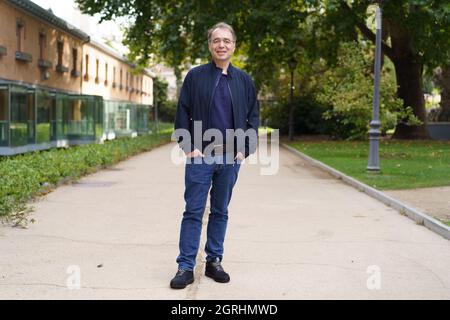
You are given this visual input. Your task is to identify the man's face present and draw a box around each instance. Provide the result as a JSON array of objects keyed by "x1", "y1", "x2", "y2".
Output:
[{"x1": 208, "y1": 28, "x2": 236, "y2": 63}]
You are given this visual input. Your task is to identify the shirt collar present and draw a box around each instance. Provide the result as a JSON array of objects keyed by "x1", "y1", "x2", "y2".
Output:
[{"x1": 211, "y1": 60, "x2": 234, "y2": 79}]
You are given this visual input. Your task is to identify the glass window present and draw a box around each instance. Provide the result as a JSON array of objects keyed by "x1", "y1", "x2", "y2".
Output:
[
  {"x1": 0, "y1": 86, "x2": 9, "y2": 146},
  {"x1": 137, "y1": 104, "x2": 149, "y2": 134},
  {"x1": 10, "y1": 86, "x2": 34, "y2": 147},
  {"x1": 54, "y1": 92, "x2": 69, "y2": 140},
  {"x1": 115, "y1": 102, "x2": 129, "y2": 132},
  {"x1": 67, "y1": 95, "x2": 95, "y2": 140},
  {"x1": 94, "y1": 96, "x2": 103, "y2": 139},
  {"x1": 36, "y1": 89, "x2": 54, "y2": 144},
  {"x1": 129, "y1": 103, "x2": 137, "y2": 131}
]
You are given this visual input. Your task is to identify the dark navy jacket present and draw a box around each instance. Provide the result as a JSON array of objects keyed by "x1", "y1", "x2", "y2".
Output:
[{"x1": 174, "y1": 61, "x2": 259, "y2": 158}]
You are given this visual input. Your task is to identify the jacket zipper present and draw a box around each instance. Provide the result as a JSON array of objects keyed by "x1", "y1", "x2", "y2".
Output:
[
  {"x1": 226, "y1": 79, "x2": 237, "y2": 158},
  {"x1": 207, "y1": 73, "x2": 222, "y2": 130},
  {"x1": 226, "y1": 80, "x2": 234, "y2": 119}
]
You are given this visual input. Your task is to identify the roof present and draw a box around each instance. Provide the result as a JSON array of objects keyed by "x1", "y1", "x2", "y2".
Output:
[
  {"x1": 88, "y1": 38, "x2": 135, "y2": 67},
  {"x1": 6, "y1": 0, "x2": 90, "y2": 41}
]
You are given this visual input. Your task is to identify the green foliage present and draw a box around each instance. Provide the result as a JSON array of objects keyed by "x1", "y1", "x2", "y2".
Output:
[
  {"x1": 154, "y1": 76, "x2": 169, "y2": 107},
  {"x1": 316, "y1": 42, "x2": 417, "y2": 139},
  {"x1": 261, "y1": 96, "x2": 332, "y2": 135},
  {"x1": 305, "y1": 0, "x2": 450, "y2": 69},
  {"x1": 158, "y1": 100, "x2": 177, "y2": 123},
  {"x1": 153, "y1": 76, "x2": 176, "y2": 122},
  {"x1": 0, "y1": 132, "x2": 172, "y2": 225},
  {"x1": 75, "y1": 0, "x2": 450, "y2": 78}
]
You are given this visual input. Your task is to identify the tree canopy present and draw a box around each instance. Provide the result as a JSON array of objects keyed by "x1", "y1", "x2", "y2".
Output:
[{"x1": 76, "y1": 0, "x2": 450, "y2": 138}]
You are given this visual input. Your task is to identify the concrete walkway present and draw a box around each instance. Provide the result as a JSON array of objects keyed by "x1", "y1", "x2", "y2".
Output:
[{"x1": 1, "y1": 141, "x2": 450, "y2": 299}]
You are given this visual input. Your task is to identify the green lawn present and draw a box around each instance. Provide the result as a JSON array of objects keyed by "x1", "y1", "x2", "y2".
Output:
[{"x1": 288, "y1": 140, "x2": 450, "y2": 190}]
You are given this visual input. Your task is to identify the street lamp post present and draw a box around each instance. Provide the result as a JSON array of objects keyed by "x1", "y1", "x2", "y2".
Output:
[
  {"x1": 367, "y1": 3, "x2": 383, "y2": 172},
  {"x1": 288, "y1": 57, "x2": 297, "y2": 141}
]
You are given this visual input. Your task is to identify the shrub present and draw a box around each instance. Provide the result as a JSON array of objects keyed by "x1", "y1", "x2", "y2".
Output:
[
  {"x1": 317, "y1": 42, "x2": 419, "y2": 140},
  {"x1": 261, "y1": 96, "x2": 332, "y2": 135}
]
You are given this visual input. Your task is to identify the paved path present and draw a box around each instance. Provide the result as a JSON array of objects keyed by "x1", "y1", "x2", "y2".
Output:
[
  {"x1": 1, "y1": 141, "x2": 450, "y2": 299},
  {"x1": 386, "y1": 186, "x2": 450, "y2": 222}
]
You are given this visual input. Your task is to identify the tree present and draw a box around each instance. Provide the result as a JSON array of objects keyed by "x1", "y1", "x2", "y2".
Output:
[
  {"x1": 305, "y1": 0, "x2": 450, "y2": 138},
  {"x1": 75, "y1": 0, "x2": 312, "y2": 86},
  {"x1": 76, "y1": 0, "x2": 450, "y2": 139},
  {"x1": 317, "y1": 42, "x2": 415, "y2": 139}
]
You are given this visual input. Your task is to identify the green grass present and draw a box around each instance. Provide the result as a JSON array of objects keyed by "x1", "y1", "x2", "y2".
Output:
[
  {"x1": 154, "y1": 121, "x2": 175, "y2": 134},
  {"x1": 288, "y1": 140, "x2": 450, "y2": 190},
  {"x1": 0, "y1": 130, "x2": 173, "y2": 226}
]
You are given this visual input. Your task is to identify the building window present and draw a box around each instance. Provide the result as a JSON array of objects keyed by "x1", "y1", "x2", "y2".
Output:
[
  {"x1": 72, "y1": 48, "x2": 77, "y2": 70},
  {"x1": 71, "y1": 48, "x2": 80, "y2": 77},
  {"x1": 57, "y1": 41, "x2": 63, "y2": 66},
  {"x1": 130, "y1": 74, "x2": 134, "y2": 92},
  {"x1": 95, "y1": 59, "x2": 99, "y2": 83},
  {"x1": 37, "y1": 32, "x2": 52, "y2": 72},
  {"x1": 55, "y1": 40, "x2": 69, "y2": 73},
  {"x1": 126, "y1": 71, "x2": 129, "y2": 91},
  {"x1": 84, "y1": 54, "x2": 89, "y2": 81},
  {"x1": 15, "y1": 19, "x2": 32, "y2": 62},
  {"x1": 120, "y1": 69, "x2": 123, "y2": 90},
  {"x1": 112, "y1": 66, "x2": 116, "y2": 88},
  {"x1": 16, "y1": 19, "x2": 24, "y2": 52},
  {"x1": 104, "y1": 63, "x2": 108, "y2": 86},
  {"x1": 39, "y1": 33, "x2": 46, "y2": 60}
]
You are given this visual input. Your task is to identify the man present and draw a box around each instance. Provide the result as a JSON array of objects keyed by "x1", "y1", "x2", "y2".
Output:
[{"x1": 170, "y1": 22, "x2": 259, "y2": 289}]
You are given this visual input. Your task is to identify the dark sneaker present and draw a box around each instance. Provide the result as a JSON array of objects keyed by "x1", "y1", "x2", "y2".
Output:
[
  {"x1": 170, "y1": 269, "x2": 194, "y2": 289},
  {"x1": 205, "y1": 259, "x2": 230, "y2": 283}
]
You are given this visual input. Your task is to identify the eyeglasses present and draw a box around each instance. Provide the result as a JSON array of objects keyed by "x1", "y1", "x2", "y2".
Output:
[{"x1": 210, "y1": 38, "x2": 234, "y2": 45}]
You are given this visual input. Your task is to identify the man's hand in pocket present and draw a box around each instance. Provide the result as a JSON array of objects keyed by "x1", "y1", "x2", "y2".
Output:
[
  {"x1": 234, "y1": 152, "x2": 245, "y2": 162},
  {"x1": 186, "y1": 149, "x2": 204, "y2": 158}
]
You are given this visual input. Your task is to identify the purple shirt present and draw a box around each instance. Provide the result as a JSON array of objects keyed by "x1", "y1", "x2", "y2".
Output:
[{"x1": 210, "y1": 73, "x2": 234, "y2": 144}]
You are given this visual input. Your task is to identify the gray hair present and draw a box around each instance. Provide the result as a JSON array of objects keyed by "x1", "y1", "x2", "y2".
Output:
[{"x1": 207, "y1": 22, "x2": 237, "y2": 43}]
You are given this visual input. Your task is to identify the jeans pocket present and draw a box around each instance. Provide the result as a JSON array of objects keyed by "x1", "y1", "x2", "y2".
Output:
[{"x1": 187, "y1": 155, "x2": 204, "y2": 165}]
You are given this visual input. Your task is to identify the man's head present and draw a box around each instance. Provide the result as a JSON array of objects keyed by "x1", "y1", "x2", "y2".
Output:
[{"x1": 207, "y1": 22, "x2": 236, "y2": 64}]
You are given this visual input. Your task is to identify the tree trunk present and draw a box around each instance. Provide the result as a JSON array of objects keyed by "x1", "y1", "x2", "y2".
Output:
[
  {"x1": 388, "y1": 20, "x2": 429, "y2": 139},
  {"x1": 391, "y1": 56, "x2": 429, "y2": 139},
  {"x1": 435, "y1": 66, "x2": 450, "y2": 121}
]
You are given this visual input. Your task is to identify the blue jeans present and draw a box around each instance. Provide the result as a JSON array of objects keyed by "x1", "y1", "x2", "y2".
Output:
[{"x1": 176, "y1": 154, "x2": 241, "y2": 270}]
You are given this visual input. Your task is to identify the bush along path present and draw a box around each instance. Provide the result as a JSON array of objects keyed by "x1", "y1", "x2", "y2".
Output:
[{"x1": 0, "y1": 132, "x2": 172, "y2": 227}]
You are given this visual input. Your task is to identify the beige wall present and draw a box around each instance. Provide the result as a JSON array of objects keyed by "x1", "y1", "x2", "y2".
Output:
[
  {"x1": 81, "y1": 43, "x2": 153, "y2": 105},
  {"x1": 0, "y1": 1, "x2": 84, "y2": 93},
  {"x1": 141, "y1": 73, "x2": 153, "y2": 105}
]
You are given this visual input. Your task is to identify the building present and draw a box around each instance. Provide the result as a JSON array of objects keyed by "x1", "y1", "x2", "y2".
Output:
[
  {"x1": 81, "y1": 39, "x2": 154, "y2": 140},
  {"x1": 0, "y1": 0, "x2": 154, "y2": 155}
]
